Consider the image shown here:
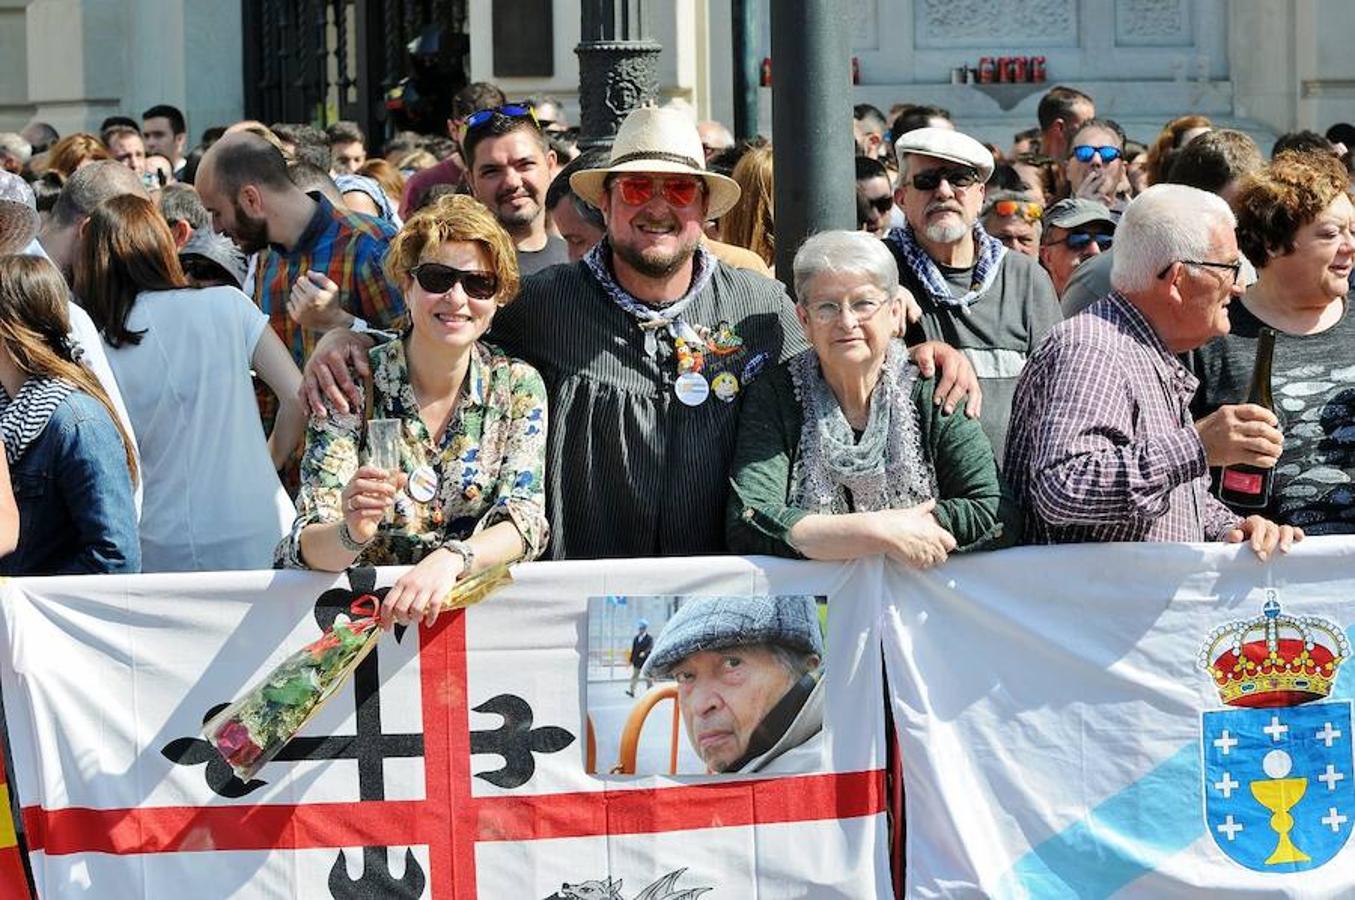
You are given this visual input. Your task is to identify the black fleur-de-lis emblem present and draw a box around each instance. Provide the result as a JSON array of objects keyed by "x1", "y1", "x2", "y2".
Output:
[
  {"x1": 470, "y1": 693, "x2": 576, "y2": 789},
  {"x1": 329, "y1": 845, "x2": 426, "y2": 899},
  {"x1": 160, "y1": 702, "x2": 267, "y2": 797}
]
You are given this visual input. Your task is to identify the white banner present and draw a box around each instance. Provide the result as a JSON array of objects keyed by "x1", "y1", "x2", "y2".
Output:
[
  {"x1": 0, "y1": 557, "x2": 889, "y2": 899},
  {"x1": 884, "y1": 536, "x2": 1355, "y2": 899}
]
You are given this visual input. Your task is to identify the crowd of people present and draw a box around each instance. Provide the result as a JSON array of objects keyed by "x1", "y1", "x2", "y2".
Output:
[{"x1": 0, "y1": 81, "x2": 1351, "y2": 616}]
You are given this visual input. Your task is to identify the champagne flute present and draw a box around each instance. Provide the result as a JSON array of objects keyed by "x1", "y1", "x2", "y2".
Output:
[{"x1": 366, "y1": 418, "x2": 402, "y2": 522}]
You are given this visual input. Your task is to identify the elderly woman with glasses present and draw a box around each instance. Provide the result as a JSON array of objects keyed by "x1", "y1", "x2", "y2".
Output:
[
  {"x1": 726, "y1": 230, "x2": 1017, "y2": 566},
  {"x1": 277, "y1": 193, "x2": 549, "y2": 625},
  {"x1": 1190, "y1": 151, "x2": 1355, "y2": 533}
]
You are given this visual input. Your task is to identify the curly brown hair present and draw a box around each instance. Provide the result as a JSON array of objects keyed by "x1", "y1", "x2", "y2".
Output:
[
  {"x1": 1233, "y1": 151, "x2": 1351, "y2": 268},
  {"x1": 384, "y1": 192, "x2": 520, "y2": 304}
]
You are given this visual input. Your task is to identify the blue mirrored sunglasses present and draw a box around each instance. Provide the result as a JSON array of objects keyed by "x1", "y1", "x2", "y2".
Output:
[{"x1": 1071, "y1": 144, "x2": 1122, "y2": 164}]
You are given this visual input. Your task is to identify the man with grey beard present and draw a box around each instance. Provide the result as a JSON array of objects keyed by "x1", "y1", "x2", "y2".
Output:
[{"x1": 885, "y1": 127, "x2": 1060, "y2": 459}]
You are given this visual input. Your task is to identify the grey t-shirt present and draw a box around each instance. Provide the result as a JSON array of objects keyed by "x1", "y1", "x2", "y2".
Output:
[
  {"x1": 1060, "y1": 248, "x2": 1115, "y2": 317},
  {"x1": 517, "y1": 235, "x2": 571, "y2": 276},
  {"x1": 894, "y1": 249, "x2": 1062, "y2": 460},
  {"x1": 1189, "y1": 297, "x2": 1355, "y2": 534}
]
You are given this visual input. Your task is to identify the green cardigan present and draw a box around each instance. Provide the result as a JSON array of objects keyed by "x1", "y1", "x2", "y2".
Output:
[{"x1": 726, "y1": 355, "x2": 1021, "y2": 558}]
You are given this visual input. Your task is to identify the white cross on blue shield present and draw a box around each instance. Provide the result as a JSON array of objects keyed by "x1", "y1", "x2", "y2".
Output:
[{"x1": 1202, "y1": 700, "x2": 1354, "y2": 872}]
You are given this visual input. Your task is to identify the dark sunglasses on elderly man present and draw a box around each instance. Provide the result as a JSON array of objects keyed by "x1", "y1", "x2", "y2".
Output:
[
  {"x1": 614, "y1": 174, "x2": 704, "y2": 207},
  {"x1": 1071, "y1": 144, "x2": 1123, "y2": 164},
  {"x1": 909, "y1": 167, "x2": 981, "y2": 191},
  {"x1": 463, "y1": 103, "x2": 539, "y2": 133},
  {"x1": 409, "y1": 263, "x2": 499, "y2": 300}
]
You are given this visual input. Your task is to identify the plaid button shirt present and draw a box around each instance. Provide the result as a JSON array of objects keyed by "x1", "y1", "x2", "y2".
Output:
[
  {"x1": 1003, "y1": 292, "x2": 1242, "y2": 544},
  {"x1": 251, "y1": 193, "x2": 405, "y2": 367}
]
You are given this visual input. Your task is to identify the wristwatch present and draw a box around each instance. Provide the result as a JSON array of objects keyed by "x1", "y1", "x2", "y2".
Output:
[
  {"x1": 439, "y1": 539, "x2": 475, "y2": 576},
  {"x1": 338, "y1": 520, "x2": 372, "y2": 552}
]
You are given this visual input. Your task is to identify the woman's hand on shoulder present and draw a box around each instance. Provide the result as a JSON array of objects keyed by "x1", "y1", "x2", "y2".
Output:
[
  {"x1": 380, "y1": 548, "x2": 466, "y2": 629},
  {"x1": 872, "y1": 499, "x2": 957, "y2": 570}
]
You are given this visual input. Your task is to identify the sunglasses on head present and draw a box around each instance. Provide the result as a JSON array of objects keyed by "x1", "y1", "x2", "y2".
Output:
[
  {"x1": 463, "y1": 103, "x2": 539, "y2": 133},
  {"x1": 409, "y1": 263, "x2": 499, "y2": 300},
  {"x1": 1071, "y1": 144, "x2": 1122, "y2": 164},
  {"x1": 991, "y1": 199, "x2": 1042, "y2": 221},
  {"x1": 910, "y1": 167, "x2": 981, "y2": 191},
  {"x1": 613, "y1": 174, "x2": 704, "y2": 207},
  {"x1": 1051, "y1": 231, "x2": 1114, "y2": 251}
]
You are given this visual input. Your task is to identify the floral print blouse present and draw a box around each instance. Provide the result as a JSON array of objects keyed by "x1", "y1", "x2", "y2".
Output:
[{"x1": 275, "y1": 338, "x2": 549, "y2": 568}]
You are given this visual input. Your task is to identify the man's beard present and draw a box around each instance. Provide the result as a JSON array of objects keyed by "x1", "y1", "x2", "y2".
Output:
[
  {"x1": 612, "y1": 229, "x2": 700, "y2": 280},
  {"x1": 495, "y1": 190, "x2": 541, "y2": 230},
  {"x1": 923, "y1": 218, "x2": 970, "y2": 244},
  {"x1": 231, "y1": 202, "x2": 271, "y2": 255}
]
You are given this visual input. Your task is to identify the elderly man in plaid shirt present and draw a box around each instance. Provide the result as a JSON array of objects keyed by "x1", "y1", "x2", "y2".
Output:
[{"x1": 1004, "y1": 184, "x2": 1301, "y2": 560}]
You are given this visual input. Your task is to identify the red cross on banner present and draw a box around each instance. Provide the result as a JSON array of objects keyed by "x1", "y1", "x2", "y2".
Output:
[{"x1": 1, "y1": 559, "x2": 891, "y2": 898}]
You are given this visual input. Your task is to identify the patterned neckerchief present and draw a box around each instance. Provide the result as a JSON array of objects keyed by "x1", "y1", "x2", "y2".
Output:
[
  {"x1": 582, "y1": 238, "x2": 717, "y2": 358},
  {"x1": 0, "y1": 376, "x2": 76, "y2": 465},
  {"x1": 884, "y1": 221, "x2": 1007, "y2": 310}
]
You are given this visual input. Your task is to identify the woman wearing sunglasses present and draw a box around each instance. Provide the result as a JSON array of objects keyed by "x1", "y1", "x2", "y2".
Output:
[
  {"x1": 278, "y1": 193, "x2": 548, "y2": 626},
  {"x1": 1190, "y1": 151, "x2": 1355, "y2": 533},
  {"x1": 726, "y1": 231, "x2": 1016, "y2": 566}
]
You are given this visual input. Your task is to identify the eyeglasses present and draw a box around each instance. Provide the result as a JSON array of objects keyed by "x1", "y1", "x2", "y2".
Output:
[
  {"x1": 909, "y1": 167, "x2": 981, "y2": 191},
  {"x1": 802, "y1": 297, "x2": 885, "y2": 325},
  {"x1": 1047, "y1": 231, "x2": 1113, "y2": 252},
  {"x1": 1156, "y1": 259, "x2": 1242, "y2": 287},
  {"x1": 409, "y1": 263, "x2": 499, "y2": 300},
  {"x1": 1071, "y1": 145, "x2": 1123, "y2": 164},
  {"x1": 463, "y1": 103, "x2": 539, "y2": 133},
  {"x1": 991, "y1": 199, "x2": 1042, "y2": 221},
  {"x1": 613, "y1": 174, "x2": 704, "y2": 207},
  {"x1": 866, "y1": 195, "x2": 894, "y2": 214}
]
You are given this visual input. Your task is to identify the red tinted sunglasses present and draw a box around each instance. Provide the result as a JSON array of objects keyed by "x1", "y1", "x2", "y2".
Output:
[{"x1": 614, "y1": 175, "x2": 704, "y2": 207}]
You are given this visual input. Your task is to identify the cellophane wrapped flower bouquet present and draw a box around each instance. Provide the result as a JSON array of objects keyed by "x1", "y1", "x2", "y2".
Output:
[{"x1": 204, "y1": 563, "x2": 513, "y2": 781}]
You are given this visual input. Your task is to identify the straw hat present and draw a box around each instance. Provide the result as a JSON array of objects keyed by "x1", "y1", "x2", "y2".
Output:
[
  {"x1": 0, "y1": 172, "x2": 40, "y2": 256},
  {"x1": 570, "y1": 107, "x2": 742, "y2": 219}
]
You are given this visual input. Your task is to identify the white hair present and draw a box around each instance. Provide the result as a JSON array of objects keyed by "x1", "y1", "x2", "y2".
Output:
[
  {"x1": 1110, "y1": 184, "x2": 1235, "y2": 294},
  {"x1": 792, "y1": 230, "x2": 899, "y2": 303},
  {"x1": 0, "y1": 133, "x2": 32, "y2": 165}
]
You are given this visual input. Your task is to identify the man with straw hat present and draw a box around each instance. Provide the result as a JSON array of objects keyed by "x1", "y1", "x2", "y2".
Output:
[{"x1": 302, "y1": 106, "x2": 978, "y2": 559}]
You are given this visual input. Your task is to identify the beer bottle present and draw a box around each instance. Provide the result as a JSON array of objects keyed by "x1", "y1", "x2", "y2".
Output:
[{"x1": 1219, "y1": 327, "x2": 1277, "y2": 508}]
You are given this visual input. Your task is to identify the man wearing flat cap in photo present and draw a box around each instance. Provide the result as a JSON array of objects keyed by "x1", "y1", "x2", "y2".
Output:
[
  {"x1": 303, "y1": 107, "x2": 979, "y2": 559},
  {"x1": 642, "y1": 594, "x2": 825, "y2": 775},
  {"x1": 1038, "y1": 198, "x2": 1115, "y2": 301},
  {"x1": 887, "y1": 127, "x2": 1061, "y2": 461}
]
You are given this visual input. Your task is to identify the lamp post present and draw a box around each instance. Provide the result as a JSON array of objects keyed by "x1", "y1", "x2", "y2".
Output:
[
  {"x1": 576, "y1": 0, "x2": 662, "y2": 150},
  {"x1": 731, "y1": 0, "x2": 760, "y2": 142},
  {"x1": 770, "y1": 0, "x2": 855, "y2": 281}
]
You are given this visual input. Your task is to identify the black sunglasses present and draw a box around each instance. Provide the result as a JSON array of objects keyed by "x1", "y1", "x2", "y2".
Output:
[
  {"x1": 409, "y1": 263, "x2": 499, "y2": 300},
  {"x1": 910, "y1": 167, "x2": 981, "y2": 191},
  {"x1": 867, "y1": 195, "x2": 893, "y2": 214},
  {"x1": 1049, "y1": 232, "x2": 1114, "y2": 251}
]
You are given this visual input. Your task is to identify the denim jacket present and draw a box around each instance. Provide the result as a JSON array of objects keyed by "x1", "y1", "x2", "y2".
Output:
[{"x1": 1, "y1": 391, "x2": 140, "y2": 575}]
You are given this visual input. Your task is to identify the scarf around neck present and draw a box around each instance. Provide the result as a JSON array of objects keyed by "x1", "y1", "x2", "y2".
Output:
[
  {"x1": 789, "y1": 341, "x2": 935, "y2": 515},
  {"x1": 583, "y1": 238, "x2": 717, "y2": 358},
  {"x1": 885, "y1": 221, "x2": 1007, "y2": 310},
  {"x1": 0, "y1": 376, "x2": 75, "y2": 465}
]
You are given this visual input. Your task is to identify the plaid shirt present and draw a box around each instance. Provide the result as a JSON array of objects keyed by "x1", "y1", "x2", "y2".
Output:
[
  {"x1": 251, "y1": 194, "x2": 404, "y2": 367},
  {"x1": 1003, "y1": 292, "x2": 1242, "y2": 544}
]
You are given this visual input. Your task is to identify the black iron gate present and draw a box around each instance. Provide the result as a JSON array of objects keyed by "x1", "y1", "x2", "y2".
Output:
[{"x1": 242, "y1": 0, "x2": 468, "y2": 144}]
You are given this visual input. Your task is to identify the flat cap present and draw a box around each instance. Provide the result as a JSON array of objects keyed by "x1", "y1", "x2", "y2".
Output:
[
  {"x1": 894, "y1": 127, "x2": 995, "y2": 182},
  {"x1": 642, "y1": 594, "x2": 823, "y2": 678},
  {"x1": 1044, "y1": 198, "x2": 1115, "y2": 230}
]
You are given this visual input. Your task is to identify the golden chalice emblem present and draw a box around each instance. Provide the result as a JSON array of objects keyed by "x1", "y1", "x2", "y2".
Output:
[{"x1": 1250, "y1": 749, "x2": 1311, "y2": 865}]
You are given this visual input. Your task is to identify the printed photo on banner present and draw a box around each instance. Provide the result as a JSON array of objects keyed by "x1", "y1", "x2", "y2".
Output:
[{"x1": 586, "y1": 594, "x2": 829, "y2": 776}]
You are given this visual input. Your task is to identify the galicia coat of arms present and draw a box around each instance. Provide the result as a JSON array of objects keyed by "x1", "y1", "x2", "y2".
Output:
[{"x1": 1198, "y1": 596, "x2": 1353, "y2": 872}]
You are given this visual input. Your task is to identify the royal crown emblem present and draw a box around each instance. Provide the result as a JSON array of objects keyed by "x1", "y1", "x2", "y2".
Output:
[
  {"x1": 1198, "y1": 595, "x2": 1354, "y2": 873},
  {"x1": 1198, "y1": 596, "x2": 1350, "y2": 708}
]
